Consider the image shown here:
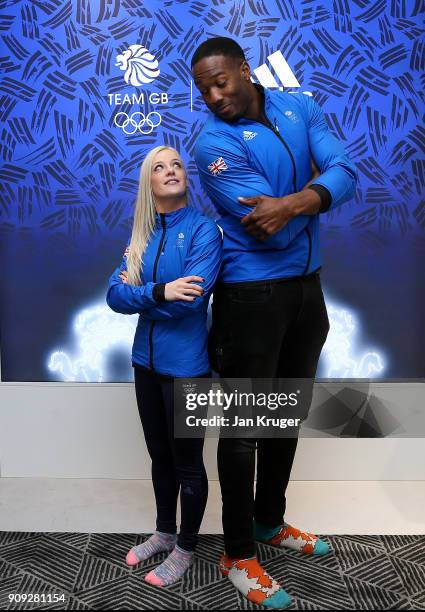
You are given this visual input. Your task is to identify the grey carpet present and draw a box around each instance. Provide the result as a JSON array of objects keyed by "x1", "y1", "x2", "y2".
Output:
[{"x1": 1, "y1": 533, "x2": 424, "y2": 609}]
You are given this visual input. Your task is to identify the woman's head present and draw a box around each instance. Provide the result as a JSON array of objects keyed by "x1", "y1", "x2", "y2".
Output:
[
  {"x1": 150, "y1": 147, "x2": 188, "y2": 206},
  {"x1": 138, "y1": 146, "x2": 188, "y2": 216},
  {"x1": 126, "y1": 146, "x2": 188, "y2": 285}
]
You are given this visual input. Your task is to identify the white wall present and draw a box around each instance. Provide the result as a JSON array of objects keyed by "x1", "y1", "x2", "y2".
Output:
[{"x1": 0, "y1": 381, "x2": 424, "y2": 480}]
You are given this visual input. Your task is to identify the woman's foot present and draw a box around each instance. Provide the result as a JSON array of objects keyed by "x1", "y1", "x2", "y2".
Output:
[
  {"x1": 126, "y1": 531, "x2": 177, "y2": 566},
  {"x1": 144, "y1": 545, "x2": 194, "y2": 586},
  {"x1": 220, "y1": 555, "x2": 292, "y2": 609}
]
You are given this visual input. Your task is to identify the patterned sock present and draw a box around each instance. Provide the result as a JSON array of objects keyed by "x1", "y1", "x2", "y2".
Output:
[
  {"x1": 220, "y1": 555, "x2": 292, "y2": 609},
  {"x1": 144, "y1": 545, "x2": 194, "y2": 586},
  {"x1": 126, "y1": 531, "x2": 177, "y2": 566},
  {"x1": 254, "y1": 519, "x2": 330, "y2": 556}
]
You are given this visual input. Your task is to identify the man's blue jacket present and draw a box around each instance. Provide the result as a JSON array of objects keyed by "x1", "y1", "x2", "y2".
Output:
[
  {"x1": 194, "y1": 86, "x2": 357, "y2": 282},
  {"x1": 106, "y1": 206, "x2": 222, "y2": 377}
]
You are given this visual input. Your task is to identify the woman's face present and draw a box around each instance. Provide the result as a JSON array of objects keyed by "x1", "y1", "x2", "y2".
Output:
[{"x1": 150, "y1": 149, "x2": 187, "y2": 201}]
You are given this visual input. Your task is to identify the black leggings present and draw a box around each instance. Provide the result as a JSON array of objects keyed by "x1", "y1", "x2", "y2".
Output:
[
  {"x1": 134, "y1": 366, "x2": 209, "y2": 552},
  {"x1": 209, "y1": 271, "x2": 330, "y2": 558}
]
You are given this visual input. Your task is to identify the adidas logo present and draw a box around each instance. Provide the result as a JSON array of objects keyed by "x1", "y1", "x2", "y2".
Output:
[
  {"x1": 253, "y1": 50, "x2": 299, "y2": 89},
  {"x1": 252, "y1": 50, "x2": 312, "y2": 96},
  {"x1": 243, "y1": 130, "x2": 258, "y2": 141}
]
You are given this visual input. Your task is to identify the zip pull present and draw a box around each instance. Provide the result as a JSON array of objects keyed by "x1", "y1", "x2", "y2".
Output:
[{"x1": 274, "y1": 118, "x2": 280, "y2": 133}]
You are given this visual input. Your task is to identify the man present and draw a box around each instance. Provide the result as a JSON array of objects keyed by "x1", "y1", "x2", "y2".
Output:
[{"x1": 191, "y1": 37, "x2": 357, "y2": 609}]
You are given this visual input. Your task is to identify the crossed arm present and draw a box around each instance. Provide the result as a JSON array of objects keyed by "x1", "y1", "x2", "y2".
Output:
[
  {"x1": 195, "y1": 95, "x2": 357, "y2": 242},
  {"x1": 106, "y1": 221, "x2": 222, "y2": 320}
]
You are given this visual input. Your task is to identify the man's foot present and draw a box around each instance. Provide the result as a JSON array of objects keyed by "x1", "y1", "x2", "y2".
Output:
[
  {"x1": 219, "y1": 555, "x2": 292, "y2": 609},
  {"x1": 144, "y1": 545, "x2": 194, "y2": 586},
  {"x1": 254, "y1": 520, "x2": 330, "y2": 556},
  {"x1": 126, "y1": 531, "x2": 176, "y2": 566}
]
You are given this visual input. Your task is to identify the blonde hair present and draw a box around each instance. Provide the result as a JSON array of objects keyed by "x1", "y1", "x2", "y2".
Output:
[{"x1": 126, "y1": 146, "x2": 186, "y2": 285}]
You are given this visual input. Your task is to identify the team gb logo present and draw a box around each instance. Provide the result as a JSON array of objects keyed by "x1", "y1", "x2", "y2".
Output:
[{"x1": 115, "y1": 45, "x2": 160, "y2": 86}]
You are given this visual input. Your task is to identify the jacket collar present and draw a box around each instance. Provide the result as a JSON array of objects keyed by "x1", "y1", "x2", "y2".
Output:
[{"x1": 155, "y1": 205, "x2": 189, "y2": 228}]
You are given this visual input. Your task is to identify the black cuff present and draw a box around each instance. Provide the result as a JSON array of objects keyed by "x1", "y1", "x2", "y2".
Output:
[
  {"x1": 153, "y1": 283, "x2": 166, "y2": 302},
  {"x1": 308, "y1": 184, "x2": 332, "y2": 213}
]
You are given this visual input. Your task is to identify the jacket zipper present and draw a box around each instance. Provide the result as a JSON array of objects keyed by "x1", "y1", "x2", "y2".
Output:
[
  {"x1": 253, "y1": 113, "x2": 312, "y2": 274},
  {"x1": 149, "y1": 213, "x2": 167, "y2": 370},
  {"x1": 263, "y1": 115, "x2": 297, "y2": 194}
]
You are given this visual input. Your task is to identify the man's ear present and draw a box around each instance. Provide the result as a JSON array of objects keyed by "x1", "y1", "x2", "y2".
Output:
[{"x1": 240, "y1": 60, "x2": 251, "y2": 82}]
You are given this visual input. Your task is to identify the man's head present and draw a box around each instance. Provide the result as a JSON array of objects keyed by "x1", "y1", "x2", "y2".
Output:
[{"x1": 191, "y1": 37, "x2": 255, "y2": 122}]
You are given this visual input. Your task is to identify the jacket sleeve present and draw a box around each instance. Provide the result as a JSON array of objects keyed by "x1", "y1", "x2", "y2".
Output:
[
  {"x1": 106, "y1": 248, "x2": 158, "y2": 315},
  {"x1": 142, "y1": 220, "x2": 223, "y2": 321},
  {"x1": 194, "y1": 131, "x2": 310, "y2": 249},
  {"x1": 302, "y1": 94, "x2": 358, "y2": 211}
]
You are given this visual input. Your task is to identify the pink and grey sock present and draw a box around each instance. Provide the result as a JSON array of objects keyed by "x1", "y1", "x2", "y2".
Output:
[
  {"x1": 144, "y1": 545, "x2": 194, "y2": 586},
  {"x1": 126, "y1": 531, "x2": 176, "y2": 566}
]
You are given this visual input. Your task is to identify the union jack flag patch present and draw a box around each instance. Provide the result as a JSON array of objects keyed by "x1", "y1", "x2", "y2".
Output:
[{"x1": 208, "y1": 157, "x2": 228, "y2": 176}]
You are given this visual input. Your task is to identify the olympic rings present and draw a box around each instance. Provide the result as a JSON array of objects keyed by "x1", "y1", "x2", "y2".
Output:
[{"x1": 113, "y1": 111, "x2": 162, "y2": 135}]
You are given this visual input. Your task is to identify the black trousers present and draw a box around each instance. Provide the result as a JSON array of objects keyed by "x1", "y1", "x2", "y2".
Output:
[
  {"x1": 134, "y1": 366, "x2": 209, "y2": 551},
  {"x1": 209, "y1": 271, "x2": 330, "y2": 558}
]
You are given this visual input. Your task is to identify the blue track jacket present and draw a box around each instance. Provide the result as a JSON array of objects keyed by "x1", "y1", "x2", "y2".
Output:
[
  {"x1": 106, "y1": 206, "x2": 222, "y2": 377},
  {"x1": 194, "y1": 87, "x2": 357, "y2": 282}
]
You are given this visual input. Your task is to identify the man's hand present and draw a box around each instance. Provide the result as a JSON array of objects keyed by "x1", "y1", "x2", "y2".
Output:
[
  {"x1": 239, "y1": 195, "x2": 295, "y2": 240},
  {"x1": 239, "y1": 189, "x2": 322, "y2": 240},
  {"x1": 239, "y1": 158, "x2": 323, "y2": 240}
]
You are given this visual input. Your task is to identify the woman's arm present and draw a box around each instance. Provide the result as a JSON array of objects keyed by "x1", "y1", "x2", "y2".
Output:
[
  {"x1": 106, "y1": 264, "x2": 160, "y2": 315},
  {"x1": 138, "y1": 220, "x2": 222, "y2": 321}
]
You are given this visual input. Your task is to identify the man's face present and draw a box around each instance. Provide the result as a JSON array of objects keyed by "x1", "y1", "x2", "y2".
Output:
[{"x1": 192, "y1": 55, "x2": 251, "y2": 122}]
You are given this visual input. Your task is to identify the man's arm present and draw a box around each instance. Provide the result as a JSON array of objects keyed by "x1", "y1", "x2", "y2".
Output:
[
  {"x1": 194, "y1": 131, "x2": 311, "y2": 248},
  {"x1": 241, "y1": 95, "x2": 358, "y2": 237},
  {"x1": 293, "y1": 94, "x2": 358, "y2": 215}
]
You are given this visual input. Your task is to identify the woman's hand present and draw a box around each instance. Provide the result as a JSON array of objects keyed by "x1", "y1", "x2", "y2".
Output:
[
  {"x1": 119, "y1": 270, "x2": 128, "y2": 284},
  {"x1": 165, "y1": 276, "x2": 204, "y2": 301},
  {"x1": 119, "y1": 271, "x2": 204, "y2": 302}
]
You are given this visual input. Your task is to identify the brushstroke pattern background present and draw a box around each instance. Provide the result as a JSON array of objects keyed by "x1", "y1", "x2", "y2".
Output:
[{"x1": 0, "y1": 0, "x2": 423, "y2": 380}]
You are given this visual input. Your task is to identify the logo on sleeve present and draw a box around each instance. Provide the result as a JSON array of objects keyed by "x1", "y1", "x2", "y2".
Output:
[
  {"x1": 208, "y1": 157, "x2": 228, "y2": 176},
  {"x1": 284, "y1": 110, "x2": 299, "y2": 123},
  {"x1": 243, "y1": 130, "x2": 258, "y2": 141}
]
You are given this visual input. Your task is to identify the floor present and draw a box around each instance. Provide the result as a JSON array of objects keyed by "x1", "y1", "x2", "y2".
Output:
[
  {"x1": 1, "y1": 479, "x2": 424, "y2": 534},
  {"x1": 1, "y1": 531, "x2": 425, "y2": 609}
]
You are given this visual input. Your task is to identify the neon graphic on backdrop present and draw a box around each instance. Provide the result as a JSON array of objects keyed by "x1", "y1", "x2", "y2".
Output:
[
  {"x1": 48, "y1": 298, "x2": 385, "y2": 382},
  {"x1": 320, "y1": 303, "x2": 385, "y2": 378},
  {"x1": 48, "y1": 304, "x2": 137, "y2": 382}
]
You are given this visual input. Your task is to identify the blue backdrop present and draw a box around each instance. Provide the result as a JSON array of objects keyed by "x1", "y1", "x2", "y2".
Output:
[{"x1": 0, "y1": 0, "x2": 424, "y2": 381}]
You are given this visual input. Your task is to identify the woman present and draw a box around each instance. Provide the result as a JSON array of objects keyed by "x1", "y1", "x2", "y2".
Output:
[{"x1": 106, "y1": 146, "x2": 222, "y2": 586}]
